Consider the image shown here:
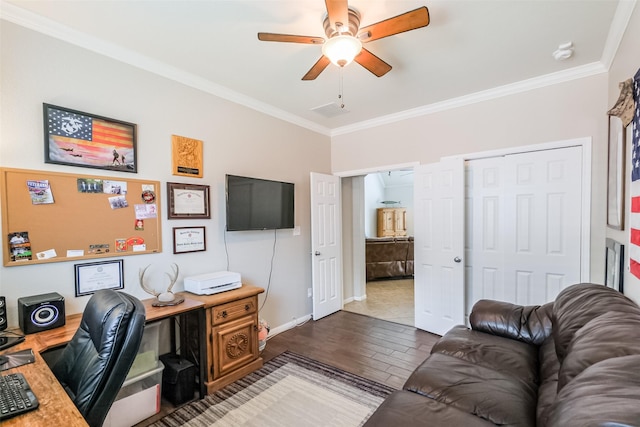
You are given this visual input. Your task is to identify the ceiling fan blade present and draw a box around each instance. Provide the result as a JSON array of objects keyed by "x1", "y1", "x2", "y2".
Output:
[
  {"x1": 358, "y1": 7, "x2": 430, "y2": 42},
  {"x1": 302, "y1": 56, "x2": 331, "y2": 80},
  {"x1": 258, "y1": 33, "x2": 324, "y2": 44},
  {"x1": 354, "y1": 48, "x2": 392, "y2": 77},
  {"x1": 325, "y1": 0, "x2": 349, "y2": 33}
]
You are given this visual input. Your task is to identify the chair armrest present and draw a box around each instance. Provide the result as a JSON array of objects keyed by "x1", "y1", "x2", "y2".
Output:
[{"x1": 469, "y1": 300, "x2": 553, "y2": 345}]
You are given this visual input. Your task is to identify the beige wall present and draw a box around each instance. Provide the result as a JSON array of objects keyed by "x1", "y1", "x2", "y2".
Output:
[
  {"x1": 0, "y1": 22, "x2": 331, "y2": 329},
  {"x1": 332, "y1": 57, "x2": 610, "y2": 296},
  {"x1": 1, "y1": 4, "x2": 638, "y2": 331}
]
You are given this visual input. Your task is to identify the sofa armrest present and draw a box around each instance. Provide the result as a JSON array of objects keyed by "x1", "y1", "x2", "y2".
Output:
[{"x1": 469, "y1": 300, "x2": 553, "y2": 345}]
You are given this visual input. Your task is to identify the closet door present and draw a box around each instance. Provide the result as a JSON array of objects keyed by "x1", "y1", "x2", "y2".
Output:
[{"x1": 467, "y1": 146, "x2": 583, "y2": 312}]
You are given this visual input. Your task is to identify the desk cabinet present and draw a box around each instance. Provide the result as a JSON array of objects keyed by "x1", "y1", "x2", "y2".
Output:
[{"x1": 186, "y1": 285, "x2": 264, "y2": 394}]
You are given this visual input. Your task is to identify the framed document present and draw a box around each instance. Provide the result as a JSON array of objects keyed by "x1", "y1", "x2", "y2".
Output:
[
  {"x1": 173, "y1": 226, "x2": 206, "y2": 254},
  {"x1": 75, "y1": 259, "x2": 124, "y2": 296},
  {"x1": 167, "y1": 182, "x2": 211, "y2": 219}
]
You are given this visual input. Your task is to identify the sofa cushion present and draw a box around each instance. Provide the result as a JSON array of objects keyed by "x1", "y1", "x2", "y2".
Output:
[
  {"x1": 552, "y1": 283, "x2": 639, "y2": 362},
  {"x1": 557, "y1": 310, "x2": 640, "y2": 390},
  {"x1": 470, "y1": 299, "x2": 553, "y2": 345},
  {"x1": 404, "y1": 353, "x2": 537, "y2": 427},
  {"x1": 431, "y1": 325, "x2": 539, "y2": 383},
  {"x1": 546, "y1": 355, "x2": 640, "y2": 426},
  {"x1": 536, "y1": 336, "x2": 560, "y2": 427},
  {"x1": 363, "y1": 390, "x2": 496, "y2": 427}
]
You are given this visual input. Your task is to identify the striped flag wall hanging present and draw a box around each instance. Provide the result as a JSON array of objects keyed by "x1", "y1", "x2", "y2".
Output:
[{"x1": 629, "y1": 68, "x2": 640, "y2": 278}]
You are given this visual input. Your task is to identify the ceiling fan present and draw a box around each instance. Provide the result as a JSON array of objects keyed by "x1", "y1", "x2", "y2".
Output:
[{"x1": 257, "y1": 1, "x2": 430, "y2": 80}]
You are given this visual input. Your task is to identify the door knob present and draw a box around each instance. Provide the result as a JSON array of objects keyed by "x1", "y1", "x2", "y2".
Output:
[
  {"x1": 454, "y1": 257, "x2": 462, "y2": 263},
  {"x1": 314, "y1": 251, "x2": 321, "y2": 256}
]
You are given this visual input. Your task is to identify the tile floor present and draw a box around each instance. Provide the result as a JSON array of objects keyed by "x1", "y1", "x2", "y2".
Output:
[{"x1": 343, "y1": 278, "x2": 414, "y2": 326}]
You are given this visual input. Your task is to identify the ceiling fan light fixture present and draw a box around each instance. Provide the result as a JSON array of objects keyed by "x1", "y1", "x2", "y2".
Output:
[{"x1": 322, "y1": 35, "x2": 362, "y2": 67}]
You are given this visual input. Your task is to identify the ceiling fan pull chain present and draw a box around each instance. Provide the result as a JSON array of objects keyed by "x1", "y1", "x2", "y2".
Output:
[{"x1": 338, "y1": 67, "x2": 345, "y2": 109}]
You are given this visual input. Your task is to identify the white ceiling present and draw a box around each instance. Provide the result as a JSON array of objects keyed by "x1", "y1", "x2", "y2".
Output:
[{"x1": 1, "y1": 0, "x2": 634, "y2": 136}]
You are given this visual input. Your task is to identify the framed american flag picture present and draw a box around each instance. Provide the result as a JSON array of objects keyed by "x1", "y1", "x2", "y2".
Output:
[{"x1": 43, "y1": 103, "x2": 137, "y2": 173}]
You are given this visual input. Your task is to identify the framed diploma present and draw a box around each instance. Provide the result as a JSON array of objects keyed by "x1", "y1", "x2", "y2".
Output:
[
  {"x1": 167, "y1": 182, "x2": 211, "y2": 219},
  {"x1": 74, "y1": 259, "x2": 124, "y2": 297},
  {"x1": 173, "y1": 226, "x2": 206, "y2": 254}
]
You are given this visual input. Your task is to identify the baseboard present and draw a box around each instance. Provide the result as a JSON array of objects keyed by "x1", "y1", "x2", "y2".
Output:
[{"x1": 268, "y1": 314, "x2": 312, "y2": 338}]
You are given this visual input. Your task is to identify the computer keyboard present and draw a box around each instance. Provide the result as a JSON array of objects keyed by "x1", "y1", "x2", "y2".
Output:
[{"x1": 0, "y1": 372, "x2": 39, "y2": 420}]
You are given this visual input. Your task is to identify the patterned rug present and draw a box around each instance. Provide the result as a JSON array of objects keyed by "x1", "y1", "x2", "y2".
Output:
[{"x1": 151, "y1": 351, "x2": 394, "y2": 427}]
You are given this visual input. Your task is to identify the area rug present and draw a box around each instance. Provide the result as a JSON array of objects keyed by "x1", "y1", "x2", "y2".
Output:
[{"x1": 151, "y1": 351, "x2": 395, "y2": 427}]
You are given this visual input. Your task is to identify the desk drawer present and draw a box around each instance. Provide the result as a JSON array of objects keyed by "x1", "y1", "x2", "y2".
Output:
[{"x1": 211, "y1": 296, "x2": 257, "y2": 325}]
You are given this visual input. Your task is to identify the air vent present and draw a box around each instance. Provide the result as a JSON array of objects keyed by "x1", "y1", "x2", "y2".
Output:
[{"x1": 311, "y1": 102, "x2": 350, "y2": 118}]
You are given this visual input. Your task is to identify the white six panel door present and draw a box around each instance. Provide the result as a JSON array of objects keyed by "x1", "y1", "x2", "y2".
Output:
[
  {"x1": 414, "y1": 158, "x2": 465, "y2": 336},
  {"x1": 310, "y1": 172, "x2": 342, "y2": 320},
  {"x1": 466, "y1": 146, "x2": 582, "y2": 312}
]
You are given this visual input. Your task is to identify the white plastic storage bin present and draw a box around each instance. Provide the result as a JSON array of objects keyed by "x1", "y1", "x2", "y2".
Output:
[
  {"x1": 127, "y1": 321, "x2": 160, "y2": 379},
  {"x1": 103, "y1": 361, "x2": 164, "y2": 427}
]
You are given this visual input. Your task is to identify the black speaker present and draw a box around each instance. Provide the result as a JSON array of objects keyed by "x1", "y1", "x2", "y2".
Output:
[
  {"x1": 18, "y1": 292, "x2": 65, "y2": 334},
  {"x1": 0, "y1": 296, "x2": 7, "y2": 331}
]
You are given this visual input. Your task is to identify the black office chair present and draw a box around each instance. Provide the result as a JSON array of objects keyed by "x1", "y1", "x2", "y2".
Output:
[{"x1": 51, "y1": 290, "x2": 146, "y2": 427}]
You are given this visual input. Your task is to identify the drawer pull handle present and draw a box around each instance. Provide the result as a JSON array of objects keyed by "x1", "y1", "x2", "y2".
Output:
[
  {"x1": 222, "y1": 310, "x2": 228, "y2": 318},
  {"x1": 245, "y1": 304, "x2": 250, "y2": 311}
]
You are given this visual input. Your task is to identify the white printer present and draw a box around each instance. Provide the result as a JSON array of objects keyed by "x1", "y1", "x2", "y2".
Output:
[{"x1": 183, "y1": 271, "x2": 242, "y2": 295}]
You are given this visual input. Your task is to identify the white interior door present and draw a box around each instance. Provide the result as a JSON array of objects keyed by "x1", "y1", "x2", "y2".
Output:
[
  {"x1": 310, "y1": 172, "x2": 342, "y2": 320},
  {"x1": 466, "y1": 146, "x2": 583, "y2": 312},
  {"x1": 414, "y1": 158, "x2": 465, "y2": 336}
]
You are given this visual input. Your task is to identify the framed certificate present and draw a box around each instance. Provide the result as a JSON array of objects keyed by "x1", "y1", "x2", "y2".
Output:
[
  {"x1": 173, "y1": 226, "x2": 206, "y2": 254},
  {"x1": 74, "y1": 259, "x2": 124, "y2": 297},
  {"x1": 167, "y1": 182, "x2": 211, "y2": 219}
]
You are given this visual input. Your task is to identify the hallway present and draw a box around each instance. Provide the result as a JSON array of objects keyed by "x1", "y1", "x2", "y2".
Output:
[{"x1": 343, "y1": 279, "x2": 414, "y2": 326}]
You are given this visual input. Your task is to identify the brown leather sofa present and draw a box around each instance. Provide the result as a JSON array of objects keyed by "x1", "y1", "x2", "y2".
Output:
[
  {"x1": 365, "y1": 237, "x2": 414, "y2": 281},
  {"x1": 364, "y1": 283, "x2": 640, "y2": 426}
]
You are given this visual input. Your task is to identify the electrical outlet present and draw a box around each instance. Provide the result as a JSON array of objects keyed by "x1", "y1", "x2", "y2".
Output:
[{"x1": 307, "y1": 288, "x2": 312, "y2": 298}]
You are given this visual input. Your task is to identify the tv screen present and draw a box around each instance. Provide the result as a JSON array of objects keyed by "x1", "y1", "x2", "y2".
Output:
[{"x1": 226, "y1": 174, "x2": 295, "y2": 231}]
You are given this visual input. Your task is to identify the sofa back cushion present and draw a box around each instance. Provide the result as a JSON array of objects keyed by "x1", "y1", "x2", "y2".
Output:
[
  {"x1": 547, "y1": 355, "x2": 640, "y2": 426},
  {"x1": 557, "y1": 311, "x2": 640, "y2": 390},
  {"x1": 470, "y1": 299, "x2": 553, "y2": 345},
  {"x1": 552, "y1": 283, "x2": 640, "y2": 362}
]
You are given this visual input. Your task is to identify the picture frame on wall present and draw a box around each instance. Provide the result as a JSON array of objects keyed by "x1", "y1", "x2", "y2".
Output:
[
  {"x1": 43, "y1": 103, "x2": 137, "y2": 173},
  {"x1": 173, "y1": 226, "x2": 206, "y2": 254},
  {"x1": 74, "y1": 259, "x2": 124, "y2": 297},
  {"x1": 171, "y1": 135, "x2": 203, "y2": 178},
  {"x1": 606, "y1": 115, "x2": 626, "y2": 230},
  {"x1": 605, "y1": 238, "x2": 624, "y2": 293},
  {"x1": 167, "y1": 182, "x2": 211, "y2": 219}
]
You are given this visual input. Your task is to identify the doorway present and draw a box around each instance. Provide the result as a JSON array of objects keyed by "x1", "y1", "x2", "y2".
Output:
[{"x1": 342, "y1": 170, "x2": 416, "y2": 326}]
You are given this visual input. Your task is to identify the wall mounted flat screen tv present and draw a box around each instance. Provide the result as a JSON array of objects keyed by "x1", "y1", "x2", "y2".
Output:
[{"x1": 226, "y1": 174, "x2": 295, "y2": 231}]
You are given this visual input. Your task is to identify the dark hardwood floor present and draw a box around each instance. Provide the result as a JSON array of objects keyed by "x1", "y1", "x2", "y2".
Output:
[
  {"x1": 262, "y1": 310, "x2": 440, "y2": 389},
  {"x1": 138, "y1": 310, "x2": 440, "y2": 425}
]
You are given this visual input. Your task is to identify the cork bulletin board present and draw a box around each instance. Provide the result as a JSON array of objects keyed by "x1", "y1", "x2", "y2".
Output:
[{"x1": 1, "y1": 167, "x2": 162, "y2": 266}]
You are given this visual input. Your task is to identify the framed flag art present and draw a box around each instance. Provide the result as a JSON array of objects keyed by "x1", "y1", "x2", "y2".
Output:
[{"x1": 43, "y1": 103, "x2": 137, "y2": 173}]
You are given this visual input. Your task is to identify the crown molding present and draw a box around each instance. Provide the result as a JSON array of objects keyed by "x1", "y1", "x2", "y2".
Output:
[
  {"x1": 2, "y1": 0, "x2": 635, "y2": 139},
  {"x1": 600, "y1": 0, "x2": 637, "y2": 69},
  {"x1": 330, "y1": 62, "x2": 607, "y2": 136},
  {"x1": 0, "y1": 1, "x2": 332, "y2": 137}
]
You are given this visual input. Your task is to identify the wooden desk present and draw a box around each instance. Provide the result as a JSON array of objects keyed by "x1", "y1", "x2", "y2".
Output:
[{"x1": 0, "y1": 293, "x2": 205, "y2": 427}]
